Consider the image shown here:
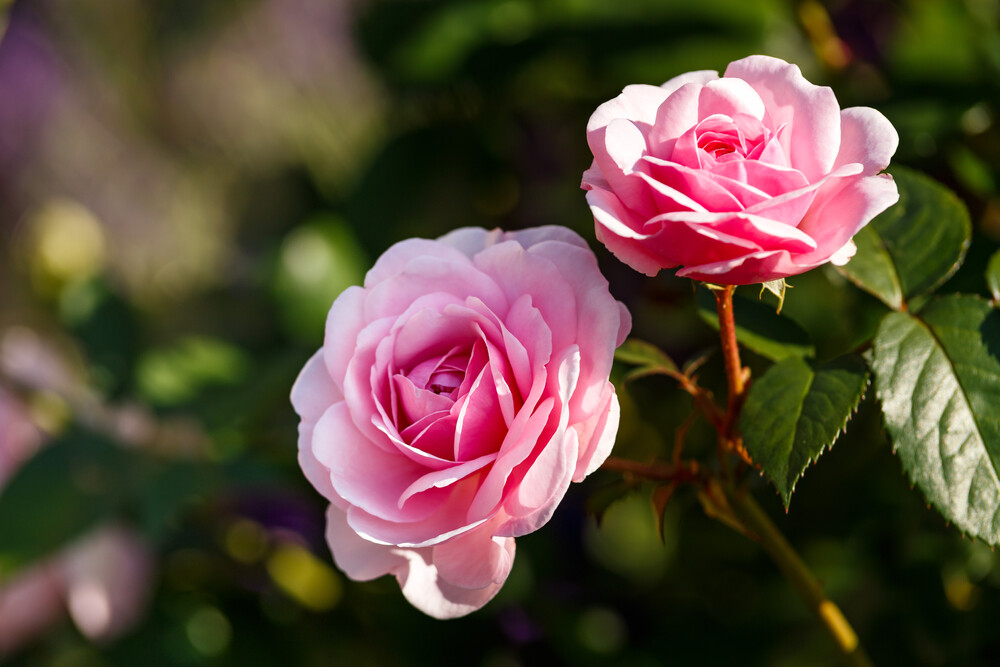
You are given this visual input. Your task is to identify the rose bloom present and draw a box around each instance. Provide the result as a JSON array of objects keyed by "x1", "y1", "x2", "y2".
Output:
[
  {"x1": 292, "y1": 226, "x2": 630, "y2": 618},
  {"x1": 582, "y1": 54, "x2": 899, "y2": 284}
]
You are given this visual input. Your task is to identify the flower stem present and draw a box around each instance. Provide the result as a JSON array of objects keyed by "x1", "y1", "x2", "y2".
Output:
[
  {"x1": 601, "y1": 456, "x2": 704, "y2": 484},
  {"x1": 712, "y1": 285, "x2": 752, "y2": 467},
  {"x1": 710, "y1": 283, "x2": 873, "y2": 665},
  {"x1": 712, "y1": 285, "x2": 746, "y2": 428},
  {"x1": 725, "y1": 483, "x2": 875, "y2": 667}
]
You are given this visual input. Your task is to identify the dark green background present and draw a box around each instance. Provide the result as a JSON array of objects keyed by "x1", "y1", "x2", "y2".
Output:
[{"x1": 1, "y1": 0, "x2": 999, "y2": 664}]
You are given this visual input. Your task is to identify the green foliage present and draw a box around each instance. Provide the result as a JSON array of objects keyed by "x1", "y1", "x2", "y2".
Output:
[
  {"x1": 136, "y1": 336, "x2": 250, "y2": 406},
  {"x1": 871, "y1": 295, "x2": 1000, "y2": 545},
  {"x1": 696, "y1": 287, "x2": 814, "y2": 361},
  {"x1": 740, "y1": 355, "x2": 869, "y2": 508},
  {"x1": 987, "y1": 249, "x2": 1000, "y2": 303},
  {"x1": 4, "y1": 0, "x2": 1000, "y2": 664},
  {"x1": 614, "y1": 338, "x2": 679, "y2": 383},
  {"x1": 837, "y1": 167, "x2": 971, "y2": 310},
  {"x1": 272, "y1": 217, "x2": 368, "y2": 342},
  {"x1": 0, "y1": 430, "x2": 130, "y2": 569}
]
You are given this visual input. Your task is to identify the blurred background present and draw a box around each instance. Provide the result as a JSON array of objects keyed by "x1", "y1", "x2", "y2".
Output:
[{"x1": 1, "y1": 0, "x2": 999, "y2": 665}]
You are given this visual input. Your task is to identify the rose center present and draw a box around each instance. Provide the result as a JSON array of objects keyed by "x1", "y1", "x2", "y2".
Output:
[
  {"x1": 426, "y1": 369, "x2": 463, "y2": 398},
  {"x1": 690, "y1": 114, "x2": 771, "y2": 165}
]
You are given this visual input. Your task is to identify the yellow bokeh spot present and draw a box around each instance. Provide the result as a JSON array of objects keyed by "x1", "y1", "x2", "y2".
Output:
[
  {"x1": 943, "y1": 569, "x2": 979, "y2": 611},
  {"x1": 224, "y1": 518, "x2": 269, "y2": 564},
  {"x1": 186, "y1": 606, "x2": 232, "y2": 657},
  {"x1": 266, "y1": 543, "x2": 342, "y2": 612},
  {"x1": 30, "y1": 199, "x2": 106, "y2": 286}
]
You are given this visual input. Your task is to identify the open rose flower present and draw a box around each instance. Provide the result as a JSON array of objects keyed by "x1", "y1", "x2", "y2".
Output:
[
  {"x1": 291, "y1": 226, "x2": 630, "y2": 619},
  {"x1": 582, "y1": 54, "x2": 899, "y2": 284}
]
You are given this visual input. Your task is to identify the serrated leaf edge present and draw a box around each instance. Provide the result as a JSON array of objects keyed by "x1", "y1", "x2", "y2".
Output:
[
  {"x1": 875, "y1": 301, "x2": 1000, "y2": 544},
  {"x1": 775, "y1": 366, "x2": 870, "y2": 508}
]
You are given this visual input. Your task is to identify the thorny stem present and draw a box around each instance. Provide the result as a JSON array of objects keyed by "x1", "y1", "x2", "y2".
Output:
[
  {"x1": 712, "y1": 285, "x2": 746, "y2": 435},
  {"x1": 600, "y1": 284, "x2": 874, "y2": 666},
  {"x1": 669, "y1": 370, "x2": 724, "y2": 431},
  {"x1": 712, "y1": 285, "x2": 871, "y2": 666},
  {"x1": 601, "y1": 456, "x2": 705, "y2": 485},
  {"x1": 725, "y1": 484, "x2": 875, "y2": 667},
  {"x1": 712, "y1": 285, "x2": 753, "y2": 466}
]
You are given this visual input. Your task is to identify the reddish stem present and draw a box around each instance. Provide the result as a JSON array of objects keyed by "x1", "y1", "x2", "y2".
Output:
[
  {"x1": 602, "y1": 456, "x2": 705, "y2": 485},
  {"x1": 713, "y1": 285, "x2": 745, "y2": 414}
]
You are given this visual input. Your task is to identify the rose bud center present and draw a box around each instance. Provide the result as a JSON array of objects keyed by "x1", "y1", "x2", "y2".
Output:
[{"x1": 426, "y1": 368, "x2": 463, "y2": 398}]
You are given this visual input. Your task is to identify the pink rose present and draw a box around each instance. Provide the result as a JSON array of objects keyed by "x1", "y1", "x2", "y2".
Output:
[
  {"x1": 582, "y1": 54, "x2": 899, "y2": 284},
  {"x1": 291, "y1": 226, "x2": 630, "y2": 619}
]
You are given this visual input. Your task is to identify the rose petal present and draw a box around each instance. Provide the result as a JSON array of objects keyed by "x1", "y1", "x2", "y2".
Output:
[
  {"x1": 453, "y1": 362, "x2": 507, "y2": 461},
  {"x1": 699, "y1": 77, "x2": 766, "y2": 121},
  {"x1": 431, "y1": 519, "x2": 515, "y2": 590},
  {"x1": 585, "y1": 186, "x2": 670, "y2": 276},
  {"x1": 496, "y1": 347, "x2": 580, "y2": 536},
  {"x1": 795, "y1": 172, "x2": 900, "y2": 263},
  {"x1": 639, "y1": 159, "x2": 743, "y2": 213},
  {"x1": 329, "y1": 503, "x2": 510, "y2": 618},
  {"x1": 829, "y1": 239, "x2": 857, "y2": 265},
  {"x1": 364, "y1": 238, "x2": 474, "y2": 287},
  {"x1": 313, "y1": 402, "x2": 438, "y2": 524},
  {"x1": 647, "y1": 82, "x2": 706, "y2": 157},
  {"x1": 587, "y1": 83, "x2": 671, "y2": 136},
  {"x1": 572, "y1": 383, "x2": 620, "y2": 482},
  {"x1": 834, "y1": 106, "x2": 899, "y2": 174},
  {"x1": 402, "y1": 411, "x2": 458, "y2": 463},
  {"x1": 499, "y1": 294, "x2": 552, "y2": 397},
  {"x1": 499, "y1": 225, "x2": 591, "y2": 252},
  {"x1": 587, "y1": 117, "x2": 659, "y2": 218},
  {"x1": 364, "y1": 256, "x2": 507, "y2": 323},
  {"x1": 500, "y1": 427, "x2": 578, "y2": 537},
  {"x1": 341, "y1": 316, "x2": 398, "y2": 448},
  {"x1": 710, "y1": 159, "x2": 810, "y2": 198},
  {"x1": 347, "y1": 479, "x2": 487, "y2": 548},
  {"x1": 392, "y1": 307, "x2": 477, "y2": 372},
  {"x1": 398, "y1": 453, "x2": 496, "y2": 509},
  {"x1": 398, "y1": 539, "x2": 514, "y2": 619},
  {"x1": 325, "y1": 504, "x2": 409, "y2": 581},
  {"x1": 637, "y1": 212, "x2": 763, "y2": 269},
  {"x1": 474, "y1": 241, "x2": 577, "y2": 356},
  {"x1": 526, "y1": 241, "x2": 630, "y2": 418},
  {"x1": 743, "y1": 162, "x2": 863, "y2": 225},
  {"x1": 677, "y1": 248, "x2": 802, "y2": 285},
  {"x1": 642, "y1": 155, "x2": 771, "y2": 210},
  {"x1": 291, "y1": 351, "x2": 342, "y2": 500},
  {"x1": 323, "y1": 286, "x2": 367, "y2": 387},
  {"x1": 467, "y1": 393, "x2": 554, "y2": 522},
  {"x1": 723, "y1": 55, "x2": 841, "y2": 182},
  {"x1": 393, "y1": 374, "x2": 455, "y2": 429},
  {"x1": 658, "y1": 69, "x2": 719, "y2": 97}
]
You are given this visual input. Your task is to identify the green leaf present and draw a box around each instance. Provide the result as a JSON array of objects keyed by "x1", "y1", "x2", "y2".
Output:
[
  {"x1": 0, "y1": 430, "x2": 130, "y2": 569},
  {"x1": 614, "y1": 338, "x2": 679, "y2": 383},
  {"x1": 987, "y1": 248, "x2": 1000, "y2": 303},
  {"x1": 586, "y1": 480, "x2": 637, "y2": 526},
  {"x1": 696, "y1": 288, "x2": 814, "y2": 361},
  {"x1": 871, "y1": 294, "x2": 1000, "y2": 544},
  {"x1": 739, "y1": 354, "x2": 869, "y2": 508},
  {"x1": 651, "y1": 483, "x2": 677, "y2": 543},
  {"x1": 838, "y1": 167, "x2": 971, "y2": 310}
]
